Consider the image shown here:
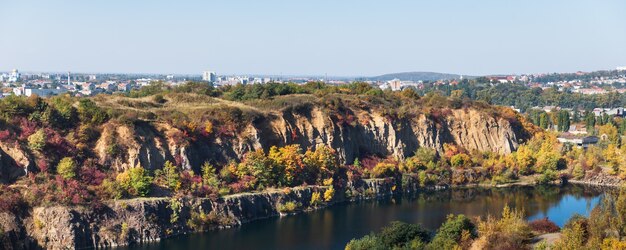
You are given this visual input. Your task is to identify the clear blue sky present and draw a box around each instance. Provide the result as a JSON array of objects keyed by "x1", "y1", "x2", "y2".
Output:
[{"x1": 1, "y1": 0, "x2": 625, "y2": 76}]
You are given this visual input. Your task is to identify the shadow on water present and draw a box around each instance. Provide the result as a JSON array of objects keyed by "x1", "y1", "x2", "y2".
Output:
[{"x1": 122, "y1": 184, "x2": 606, "y2": 250}]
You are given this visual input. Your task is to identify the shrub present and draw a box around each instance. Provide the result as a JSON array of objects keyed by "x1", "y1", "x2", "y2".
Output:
[
  {"x1": 473, "y1": 205, "x2": 532, "y2": 249},
  {"x1": 0, "y1": 186, "x2": 27, "y2": 213},
  {"x1": 28, "y1": 129, "x2": 46, "y2": 151},
  {"x1": 116, "y1": 166, "x2": 153, "y2": 197},
  {"x1": 186, "y1": 210, "x2": 225, "y2": 231},
  {"x1": 323, "y1": 187, "x2": 335, "y2": 202},
  {"x1": 345, "y1": 234, "x2": 384, "y2": 250},
  {"x1": 536, "y1": 170, "x2": 557, "y2": 184},
  {"x1": 428, "y1": 214, "x2": 476, "y2": 249},
  {"x1": 372, "y1": 162, "x2": 396, "y2": 178},
  {"x1": 379, "y1": 221, "x2": 430, "y2": 249},
  {"x1": 529, "y1": 218, "x2": 560, "y2": 233},
  {"x1": 56, "y1": 157, "x2": 77, "y2": 179},
  {"x1": 450, "y1": 153, "x2": 472, "y2": 169},
  {"x1": 77, "y1": 98, "x2": 108, "y2": 124},
  {"x1": 310, "y1": 192, "x2": 323, "y2": 207},
  {"x1": 277, "y1": 201, "x2": 300, "y2": 213}
]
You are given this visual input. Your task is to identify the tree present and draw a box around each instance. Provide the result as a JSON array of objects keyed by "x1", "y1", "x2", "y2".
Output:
[
  {"x1": 450, "y1": 153, "x2": 472, "y2": 169},
  {"x1": 57, "y1": 157, "x2": 77, "y2": 179},
  {"x1": 117, "y1": 166, "x2": 153, "y2": 197},
  {"x1": 428, "y1": 214, "x2": 476, "y2": 249},
  {"x1": 162, "y1": 161, "x2": 180, "y2": 191},
  {"x1": 201, "y1": 162, "x2": 220, "y2": 188},
  {"x1": 599, "y1": 124, "x2": 620, "y2": 145},
  {"x1": 379, "y1": 221, "x2": 430, "y2": 249},
  {"x1": 557, "y1": 110, "x2": 570, "y2": 132},
  {"x1": 585, "y1": 112, "x2": 596, "y2": 133},
  {"x1": 539, "y1": 112, "x2": 550, "y2": 129},
  {"x1": 77, "y1": 99, "x2": 108, "y2": 124}
]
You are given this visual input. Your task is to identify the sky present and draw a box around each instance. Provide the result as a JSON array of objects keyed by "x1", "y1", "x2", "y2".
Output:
[{"x1": 1, "y1": 0, "x2": 625, "y2": 76}]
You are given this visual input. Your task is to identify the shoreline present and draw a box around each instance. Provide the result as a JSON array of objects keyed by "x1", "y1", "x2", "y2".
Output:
[{"x1": 3, "y1": 176, "x2": 622, "y2": 250}]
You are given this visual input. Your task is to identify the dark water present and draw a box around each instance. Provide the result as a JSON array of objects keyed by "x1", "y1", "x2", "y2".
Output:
[{"x1": 124, "y1": 185, "x2": 605, "y2": 250}]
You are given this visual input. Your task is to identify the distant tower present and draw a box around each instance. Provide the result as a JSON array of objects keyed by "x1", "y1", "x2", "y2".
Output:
[
  {"x1": 202, "y1": 70, "x2": 216, "y2": 82},
  {"x1": 67, "y1": 72, "x2": 71, "y2": 85}
]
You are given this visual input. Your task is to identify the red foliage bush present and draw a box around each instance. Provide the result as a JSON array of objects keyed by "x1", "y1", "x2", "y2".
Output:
[
  {"x1": 17, "y1": 118, "x2": 38, "y2": 140},
  {"x1": 80, "y1": 164, "x2": 106, "y2": 186},
  {"x1": 228, "y1": 175, "x2": 257, "y2": 193},
  {"x1": 0, "y1": 186, "x2": 27, "y2": 213},
  {"x1": 529, "y1": 217, "x2": 560, "y2": 233},
  {"x1": 36, "y1": 158, "x2": 49, "y2": 173},
  {"x1": 360, "y1": 155, "x2": 381, "y2": 170},
  {"x1": 0, "y1": 129, "x2": 16, "y2": 143},
  {"x1": 44, "y1": 128, "x2": 74, "y2": 158},
  {"x1": 216, "y1": 124, "x2": 236, "y2": 138}
]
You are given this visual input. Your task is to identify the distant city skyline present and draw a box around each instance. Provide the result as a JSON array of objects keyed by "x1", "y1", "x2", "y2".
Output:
[{"x1": 1, "y1": 0, "x2": 625, "y2": 76}]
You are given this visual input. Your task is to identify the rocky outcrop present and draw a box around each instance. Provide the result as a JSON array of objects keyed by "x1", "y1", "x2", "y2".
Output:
[
  {"x1": 1, "y1": 179, "x2": 411, "y2": 250},
  {"x1": 567, "y1": 172, "x2": 624, "y2": 187},
  {"x1": 88, "y1": 107, "x2": 529, "y2": 172},
  {"x1": 0, "y1": 143, "x2": 31, "y2": 184}
]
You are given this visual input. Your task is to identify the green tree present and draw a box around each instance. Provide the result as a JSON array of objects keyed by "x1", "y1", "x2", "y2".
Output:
[
  {"x1": 201, "y1": 162, "x2": 220, "y2": 188},
  {"x1": 428, "y1": 214, "x2": 476, "y2": 250},
  {"x1": 163, "y1": 161, "x2": 180, "y2": 191},
  {"x1": 539, "y1": 112, "x2": 550, "y2": 129},
  {"x1": 117, "y1": 166, "x2": 153, "y2": 197}
]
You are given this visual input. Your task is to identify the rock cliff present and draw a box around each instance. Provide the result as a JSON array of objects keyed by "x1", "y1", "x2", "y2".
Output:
[
  {"x1": 91, "y1": 107, "x2": 529, "y2": 173},
  {"x1": 0, "y1": 179, "x2": 407, "y2": 249}
]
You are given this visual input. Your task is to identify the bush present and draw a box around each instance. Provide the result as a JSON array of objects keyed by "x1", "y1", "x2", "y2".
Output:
[
  {"x1": 372, "y1": 162, "x2": 396, "y2": 178},
  {"x1": 450, "y1": 153, "x2": 472, "y2": 168},
  {"x1": 536, "y1": 170, "x2": 557, "y2": 184},
  {"x1": 0, "y1": 186, "x2": 27, "y2": 213},
  {"x1": 324, "y1": 187, "x2": 335, "y2": 202},
  {"x1": 345, "y1": 234, "x2": 385, "y2": 250},
  {"x1": 277, "y1": 201, "x2": 300, "y2": 213},
  {"x1": 186, "y1": 210, "x2": 233, "y2": 232},
  {"x1": 529, "y1": 218, "x2": 560, "y2": 233},
  {"x1": 428, "y1": 214, "x2": 476, "y2": 249},
  {"x1": 310, "y1": 192, "x2": 323, "y2": 207},
  {"x1": 116, "y1": 166, "x2": 153, "y2": 197},
  {"x1": 56, "y1": 157, "x2": 77, "y2": 179},
  {"x1": 28, "y1": 129, "x2": 46, "y2": 151},
  {"x1": 379, "y1": 221, "x2": 430, "y2": 249}
]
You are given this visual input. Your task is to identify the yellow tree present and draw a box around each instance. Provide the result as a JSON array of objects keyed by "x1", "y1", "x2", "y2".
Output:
[{"x1": 269, "y1": 145, "x2": 305, "y2": 186}]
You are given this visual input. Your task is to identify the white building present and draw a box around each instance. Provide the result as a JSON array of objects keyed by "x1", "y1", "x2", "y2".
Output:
[
  {"x1": 8, "y1": 69, "x2": 20, "y2": 82},
  {"x1": 12, "y1": 85, "x2": 67, "y2": 97},
  {"x1": 202, "y1": 71, "x2": 217, "y2": 82}
]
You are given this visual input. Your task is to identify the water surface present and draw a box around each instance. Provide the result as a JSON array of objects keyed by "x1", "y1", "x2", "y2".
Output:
[{"x1": 124, "y1": 184, "x2": 604, "y2": 250}]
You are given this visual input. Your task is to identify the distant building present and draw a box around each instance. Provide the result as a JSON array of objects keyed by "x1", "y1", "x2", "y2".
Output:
[
  {"x1": 388, "y1": 79, "x2": 402, "y2": 91},
  {"x1": 557, "y1": 134, "x2": 599, "y2": 149},
  {"x1": 8, "y1": 69, "x2": 20, "y2": 82},
  {"x1": 202, "y1": 71, "x2": 217, "y2": 82},
  {"x1": 617, "y1": 66, "x2": 626, "y2": 71},
  {"x1": 12, "y1": 85, "x2": 67, "y2": 97}
]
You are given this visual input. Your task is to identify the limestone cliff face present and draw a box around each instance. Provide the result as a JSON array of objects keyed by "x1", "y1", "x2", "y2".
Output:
[
  {"x1": 0, "y1": 143, "x2": 31, "y2": 184},
  {"x1": 95, "y1": 107, "x2": 528, "y2": 172},
  {"x1": 0, "y1": 106, "x2": 530, "y2": 179},
  {"x1": 2, "y1": 186, "x2": 330, "y2": 249},
  {"x1": 0, "y1": 179, "x2": 407, "y2": 250}
]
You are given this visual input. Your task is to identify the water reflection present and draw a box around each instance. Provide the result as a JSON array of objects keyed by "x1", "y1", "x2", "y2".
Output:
[{"x1": 123, "y1": 184, "x2": 605, "y2": 250}]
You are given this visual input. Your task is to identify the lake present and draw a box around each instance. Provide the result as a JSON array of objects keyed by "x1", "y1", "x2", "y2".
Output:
[{"x1": 122, "y1": 184, "x2": 605, "y2": 250}]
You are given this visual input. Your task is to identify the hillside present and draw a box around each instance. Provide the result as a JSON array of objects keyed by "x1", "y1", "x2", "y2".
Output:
[
  {"x1": 0, "y1": 86, "x2": 535, "y2": 184},
  {"x1": 369, "y1": 72, "x2": 472, "y2": 81}
]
